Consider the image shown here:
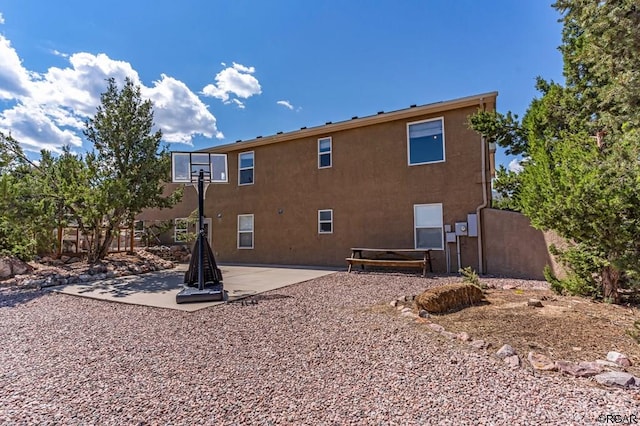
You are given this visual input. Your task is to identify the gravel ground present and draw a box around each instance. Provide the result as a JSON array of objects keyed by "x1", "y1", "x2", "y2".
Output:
[{"x1": 1, "y1": 272, "x2": 638, "y2": 425}]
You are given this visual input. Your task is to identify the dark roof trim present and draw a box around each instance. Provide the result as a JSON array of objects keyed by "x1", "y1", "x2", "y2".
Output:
[{"x1": 204, "y1": 91, "x2": 497, "y2": 153}]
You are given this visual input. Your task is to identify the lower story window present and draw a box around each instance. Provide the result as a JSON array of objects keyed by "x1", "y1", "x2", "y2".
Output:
[
  {"x1": 174, "y1": 218, "x2": 189, "y2": 242},
  {"x1": 414, "y1": 204, "x2": 443, "y2": 250},
  {"x1": 318, "y1": 209, "x2": 333, "y2": 234},
  {"x1": 238, "y1": 214, "x2": 254, "y2": 249}
]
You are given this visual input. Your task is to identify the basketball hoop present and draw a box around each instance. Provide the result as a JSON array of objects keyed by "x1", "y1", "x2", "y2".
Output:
[
  {"x1": 171, "y1": 152, "x2": 228, "y2": 185},
  {"x1": 170, "y1": 151, "x2": 228, "y2": 304}
]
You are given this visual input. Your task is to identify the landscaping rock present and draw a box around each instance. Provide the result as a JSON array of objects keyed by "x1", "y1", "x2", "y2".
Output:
[
  {"x1": 470, "y1": 339, "x2": 490, "y2": 349},
  {"x1": 415, "y1": 283, "x2": 484, "y2": 314},
  {"x1": 22, "y1": 278, "x2": 44, "y2": 288},
  {"x1": 128, "y1": 265, "x2": 142, "y2": 274},
  {"x1": 428, "y1": 324, "x2": 445, "y2": 333},
  {"x1": 527, "y1": 352, "x2": 556, "y2": 371},
  {"x1": 389, "y1": 300, "x2": 397, "y2": 308},
  {"x1": 440, "y1": 331, "x2": 457, "y2": 340},
  {"x1": 78, "y1": 274, "x2": 92, "y2": 283},
  {"x1": 595, "y1": 359, "x2": 621, "y2": 369},
  {"x1": 496, "y1": 344, "x2": 516, "y2": 359},
  {"x1": 606, "y1": 351, "x2": 632, "y2": 367},
  {"x1": 555, "y1": 360, "x2": 602, "y2": 378},
  {"x1": 527, "y1": 298, "x2": 543, "y2": 308},
  {"x1": 594, "y1": 371, "x2": 637, "y2": 388},
  {"x1": 504, "y1": 355, "x2": 520, "y2": 368},
  {"x1": 576, "y1": 361, "x2": 604, "y2": 377},
  {"x1": 0, "y1": 256, "x2": 33, "y2": 280},
  {"x1": 457, "y1": 332, "x2": 471, "y2": 342}
]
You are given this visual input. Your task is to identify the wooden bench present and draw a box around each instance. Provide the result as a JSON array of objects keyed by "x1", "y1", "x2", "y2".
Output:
[{"x1": 346, "y1": 248, "x2": 432, "y2": 277}]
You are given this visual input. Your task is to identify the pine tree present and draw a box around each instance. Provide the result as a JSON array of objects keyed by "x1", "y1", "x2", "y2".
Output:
[{"x1": 470, "y1": 1, "x2": 640, "y2": 302}]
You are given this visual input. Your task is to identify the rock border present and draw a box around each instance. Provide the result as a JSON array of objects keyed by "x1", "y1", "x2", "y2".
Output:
[
  {"x1": 0, "y1": 250, "x2": 175, "y2": 289},
  {"x1": 389, "y1": 295, "x2": 640, "y2": 390}
]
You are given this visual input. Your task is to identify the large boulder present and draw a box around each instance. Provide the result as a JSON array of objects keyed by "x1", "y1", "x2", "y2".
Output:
[
  {"x1": 415, "y1": 283, "x2": 484, "y2": 314},
  {"x1": 0, "y1": 256, "x2": 33, "y2": 280}
]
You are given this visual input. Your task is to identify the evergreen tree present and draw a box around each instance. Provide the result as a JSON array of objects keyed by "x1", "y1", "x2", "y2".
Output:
[
  {"x1": 81, "y1": 77, "x2": 180, "y2": 262},
  {"x1": 0, "y1": 133, "x2": 59, "y2": 259},
  {"x1": 470, "y1": 1, "x2": 640, "y2": 302}
]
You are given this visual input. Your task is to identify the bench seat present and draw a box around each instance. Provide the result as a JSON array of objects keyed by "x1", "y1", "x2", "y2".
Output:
[{"x1": 345, "y1": 257, "x2": 427, "y2": 276}]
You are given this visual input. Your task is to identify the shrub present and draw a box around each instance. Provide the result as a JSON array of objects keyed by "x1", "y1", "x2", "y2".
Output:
[{"x1": 459, "y1": 266, "x2": 486, "y2": 290}]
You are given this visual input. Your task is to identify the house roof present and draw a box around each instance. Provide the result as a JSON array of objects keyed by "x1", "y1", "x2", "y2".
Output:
[{"x1": 203, "y1": 91, "x2": 498, "y2": 153}]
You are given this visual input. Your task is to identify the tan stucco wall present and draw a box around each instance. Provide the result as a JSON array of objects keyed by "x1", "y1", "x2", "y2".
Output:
[
  {"x1": 139, "y1": 97, "x2": 497, "y2": 271},
  {"x1": 483, "y1": 208, "x2": 565, "y2": 279},
  {"x1": 215, "y1": 105, "x2": 487, "y2": 270}
]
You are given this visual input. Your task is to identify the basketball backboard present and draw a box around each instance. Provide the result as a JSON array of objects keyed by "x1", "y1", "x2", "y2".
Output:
[{"x1": 171, "y1": 152, "x2": 228, "y2": 183}]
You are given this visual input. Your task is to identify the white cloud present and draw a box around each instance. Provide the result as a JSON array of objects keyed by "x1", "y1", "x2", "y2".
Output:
[
  {"x1": 52, "y1": 49, "x2": 69, "y2": 58},
  {"x1": 508, "y1": 158, "x2": 524, "y2": 173},
  {"x1": 0, "y1": 33, "x2": 223, "y2": 152},
  {"x1": 0, "y1": 101, "x2": 83, "y2": 153},
  {"x1": 201, "y1": 62, "x2": 261, "y2": 106},
  {"x1": 0, "y1": 36, "x2": 32, "y2": 99},
  {"x1": 143, "y1": 74, "x2": 224, "y2": 142},
  {"x1": 277, "y1": 100, "x2": 293, "y2": 110},
  {"x1": 0, "y1": 12, "x2": 4, "y2": 25},
  {"x1": 230, "y1": 99, "x2": 245, "y2": 109}
]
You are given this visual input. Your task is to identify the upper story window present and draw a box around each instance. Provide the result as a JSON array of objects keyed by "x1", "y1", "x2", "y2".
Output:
[
  {"x1": 318, "y1": 137, "x2": 332, "y2": 169},
  {"x1": 239, "y1": 151, "x2": 254, "y2": 185},
  {"x1": 407, "y1": 118, "x2": 445, "y2": 165},
  {"x1": 318, "y1": 209, "x2": 333, "y2": 234}
]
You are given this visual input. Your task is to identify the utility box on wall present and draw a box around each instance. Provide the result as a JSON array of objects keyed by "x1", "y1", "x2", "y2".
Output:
[
  {"x1": 455, "y1": 222, "x2": 468, "y2": 236},
  {"x1": 467, "y1": 213, "x2": 478, "y2": 237}
]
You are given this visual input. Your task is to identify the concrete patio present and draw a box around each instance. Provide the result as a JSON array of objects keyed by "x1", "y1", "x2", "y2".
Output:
[{"x1": 49, "y1": 264, "x2": 337, "y2": 311}]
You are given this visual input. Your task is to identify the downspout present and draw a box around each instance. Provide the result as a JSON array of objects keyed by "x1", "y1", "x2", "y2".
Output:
[
  {"x1": 474, "y1": 95, "x2": 492, "y2": 275},
  {"x1": 475, "y1": 135, "x2": 488, "y2": 274}
]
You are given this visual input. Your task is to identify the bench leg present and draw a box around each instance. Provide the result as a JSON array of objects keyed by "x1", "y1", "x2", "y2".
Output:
[{"x1": 347, "y1": 262, "x2": 352, "y2": 273}]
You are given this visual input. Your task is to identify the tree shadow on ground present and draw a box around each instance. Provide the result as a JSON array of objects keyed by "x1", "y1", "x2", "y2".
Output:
[
  {"x1": 52, "y1": 269, "x2": 184, "y2": 299},
  {"x1": 0, "y1": 287, "x2": 46, "y2": 308}
]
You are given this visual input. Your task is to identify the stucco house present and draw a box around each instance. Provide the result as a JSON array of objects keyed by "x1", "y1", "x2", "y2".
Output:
[{"x1": 137, "y1": 92, "x2": 500, "y2": 273}]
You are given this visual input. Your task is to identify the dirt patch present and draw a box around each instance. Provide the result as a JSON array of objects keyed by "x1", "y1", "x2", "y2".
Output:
[{"x1": 426, "y1": 287, "x2": 640, "y2": 376}]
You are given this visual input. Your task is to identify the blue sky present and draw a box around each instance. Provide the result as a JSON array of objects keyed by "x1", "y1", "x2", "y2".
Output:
[{"x1": 0, "y1": 1, "x2": 564, "y2": 169}]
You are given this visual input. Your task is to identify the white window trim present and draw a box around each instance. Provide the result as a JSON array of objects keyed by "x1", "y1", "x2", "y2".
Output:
[
  {"x1": 318, "y1": 209, "x2": 333, "y2": 234},
  {"x1": 174, "y1": 218, "x2": 189, "y2": 243},
  {"x1": 238, "y1": 151, "x2": 255, "y2": 186},
  {"x1": 407, "y1": 117, "x2": 446, "y2": 166},
  {"x1": 413, "y1": 203, "x2": 444, "y2": 250},
  {"x1": 237, "y1": 214, "x2": 254, "y2": 249},
  {"x1": 318, "y1": 137, "x2": 332, "y2": 169}
]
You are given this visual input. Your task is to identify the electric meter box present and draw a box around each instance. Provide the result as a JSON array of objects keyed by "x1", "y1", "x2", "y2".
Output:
[{"x1": 455, "y1": 222, "x2": 468, "y2": 236}]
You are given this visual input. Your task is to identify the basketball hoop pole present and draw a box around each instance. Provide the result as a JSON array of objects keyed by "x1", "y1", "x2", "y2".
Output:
[
  {"x1": 173, "y1": 150, "x2": 225, "y2": 304},
  {"x1": 197, "y1": 168, "x2": 205, "y2": 291}
]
